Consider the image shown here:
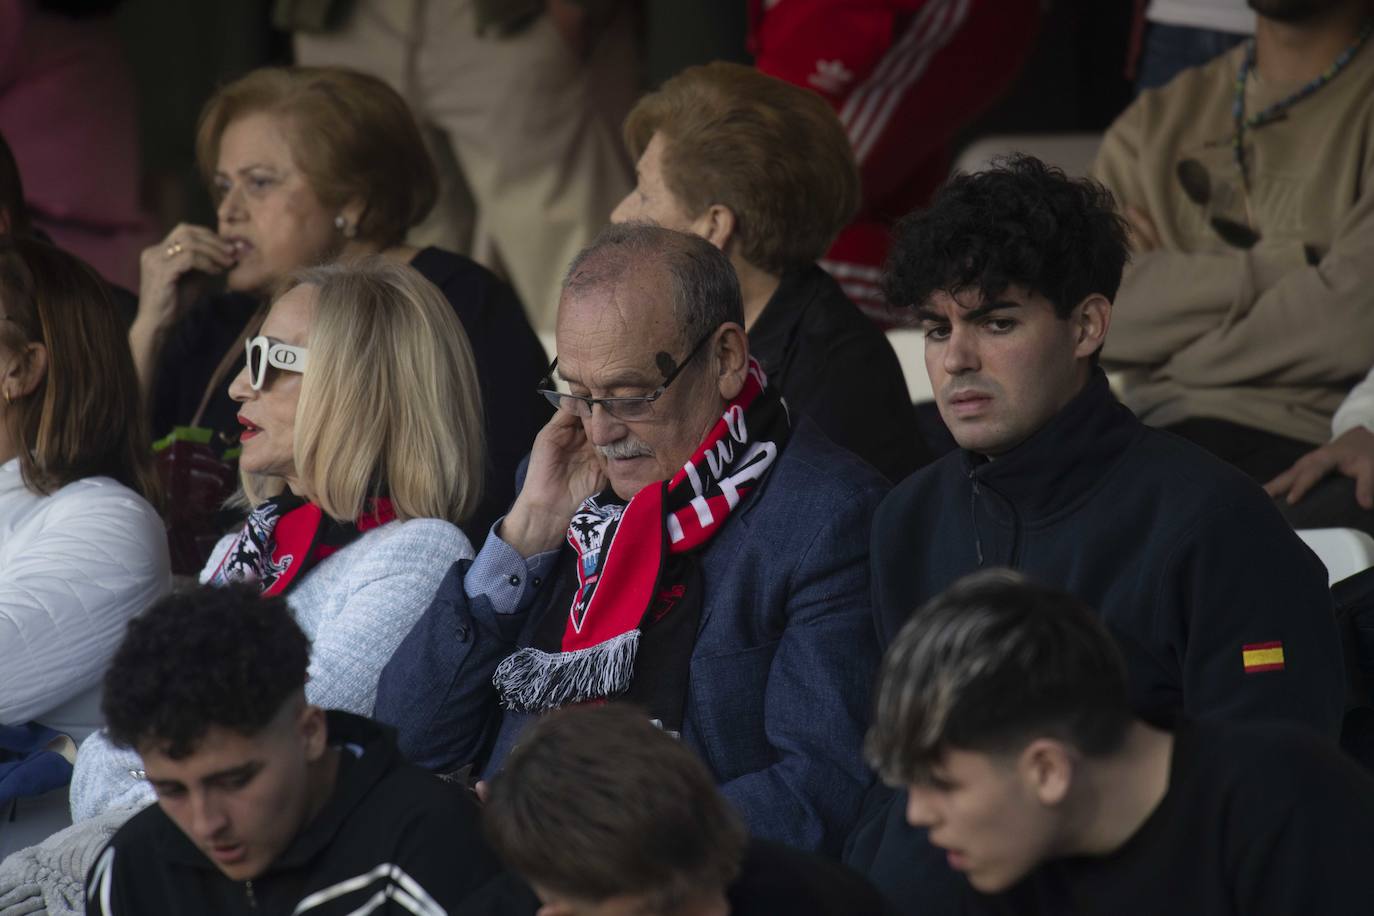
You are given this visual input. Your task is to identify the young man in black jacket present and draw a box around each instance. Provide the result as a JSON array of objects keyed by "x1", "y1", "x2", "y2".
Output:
[
  {"x1": 84, "y1": 587, "x2": 501, "y2": 915},
  {"x1": 848, "y1": 154, "x2": 1346, "y2": 913},
  {"x1": 867, "y1": 571, "x2": 1374, "y2": 915}
]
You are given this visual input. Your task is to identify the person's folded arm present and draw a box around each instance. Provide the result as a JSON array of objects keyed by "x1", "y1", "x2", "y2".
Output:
[
  {"x1": 1092, "y1": 100, "x2": 1250, "y2": 366},
  {"x1": 1160, "y1": 162, "x2": 1374, "y2": 388},
  {"x1": 1101, "y1": 249, "x2": 1250, "y2": 366}
]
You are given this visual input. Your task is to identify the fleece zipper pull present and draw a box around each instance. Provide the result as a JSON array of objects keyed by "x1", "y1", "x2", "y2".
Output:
[{"x1": 968, "y1": 468, "x2": 984, "y2": 567}]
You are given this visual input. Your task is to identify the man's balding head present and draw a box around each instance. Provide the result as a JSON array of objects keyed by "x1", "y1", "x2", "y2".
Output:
[
  {"x1": 552, "y1": 224, "x2": 750, "y2": 499},
  {"x1": 562, "y1": 222, "x2": 743, "y2": 349}
]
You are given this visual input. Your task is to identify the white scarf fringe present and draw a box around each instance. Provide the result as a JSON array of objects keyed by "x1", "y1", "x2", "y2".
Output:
[{"x1": 493, "y1": 629, "x2": 641, "y2": 712}]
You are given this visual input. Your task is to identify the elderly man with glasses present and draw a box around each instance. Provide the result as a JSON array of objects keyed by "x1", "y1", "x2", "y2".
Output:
[{"x1": 375, "y1": 223, "x2": 889, "y2": 856}]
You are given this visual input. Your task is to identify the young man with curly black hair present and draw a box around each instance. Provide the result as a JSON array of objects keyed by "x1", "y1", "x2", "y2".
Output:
[
  {"x1": 83, "y1": 586, "x2": 501, "y2": 915},
  {"x1": 847, "y1": 155, "x2": 1346, "y2": 915}
]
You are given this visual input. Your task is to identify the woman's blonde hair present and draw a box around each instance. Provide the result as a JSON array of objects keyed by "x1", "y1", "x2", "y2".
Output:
[
  {"x1": 242, "y1": 259, "x2": 485, "y2": 526},
  {"x1": 196, "y1": 66, "x2": 437, "y2": 248}
]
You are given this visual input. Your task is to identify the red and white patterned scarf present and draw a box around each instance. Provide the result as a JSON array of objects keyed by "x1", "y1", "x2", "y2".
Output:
[
  {"x1": 494, "y1": 360, "x2": 789, "y2": 732},
  {"x1": 206, "y1": 494, "x2": 396, "y2": 597}
]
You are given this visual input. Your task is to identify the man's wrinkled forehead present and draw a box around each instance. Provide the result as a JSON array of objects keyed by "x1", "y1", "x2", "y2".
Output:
[{"x1": 556, "y1": 270, "x2": 680, "y2": 381}]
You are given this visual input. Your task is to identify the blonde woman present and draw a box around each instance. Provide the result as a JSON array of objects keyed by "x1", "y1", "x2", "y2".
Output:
[{"x1": 69, "y1": 258, "x2": 484, "y2": 823}]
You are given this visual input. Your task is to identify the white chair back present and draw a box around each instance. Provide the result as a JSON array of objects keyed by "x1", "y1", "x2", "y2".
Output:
[
  {"x1": 886, "y1": 329, "x2": 934, "y2": 404},
  {"x1": 1296, "y1": 527, "x2": 1374, "y2": 586}
]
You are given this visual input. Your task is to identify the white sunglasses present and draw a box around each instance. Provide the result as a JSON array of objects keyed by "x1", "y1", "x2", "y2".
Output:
[{"x1": 244, "y1": 335, "x2": 308, "y2": 390}]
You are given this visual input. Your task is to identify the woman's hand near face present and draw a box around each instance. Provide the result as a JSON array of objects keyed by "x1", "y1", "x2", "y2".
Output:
[
  {"x1": 500, "y1": 409, "x2": 607, "y2": 557},
  {"x1": 129, "y1": 224, "x2": 238, "y2": 390}
]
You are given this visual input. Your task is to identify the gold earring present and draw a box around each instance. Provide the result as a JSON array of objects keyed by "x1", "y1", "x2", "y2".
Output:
[{"x1": 3, "y1": 390, "x2": 10, "y2": 406}]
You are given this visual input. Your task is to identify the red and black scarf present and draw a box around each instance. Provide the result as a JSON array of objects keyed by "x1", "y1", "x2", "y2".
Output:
[
  {"x1": 206, "y1": 494, "x2": 396, "y2": 596},
  {"x1": 493, "y1": 360, "x2": 789, "y2": 733}
]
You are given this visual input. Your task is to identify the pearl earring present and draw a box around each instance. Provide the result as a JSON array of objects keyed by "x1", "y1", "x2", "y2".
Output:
[{"x1": 334, "y1": 215, "x2": 357, "y2": 239}]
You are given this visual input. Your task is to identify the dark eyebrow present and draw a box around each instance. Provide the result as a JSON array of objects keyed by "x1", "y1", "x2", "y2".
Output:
[
  {"x1": 202, "y1": 761, "x2": 263, "y2": 785},
  {"x1": 916, "y1": 299, "x2": 1022, "y2": 324},
  {"x1": 962, "y1": 300, "x2": 1022, "y2": 322}
]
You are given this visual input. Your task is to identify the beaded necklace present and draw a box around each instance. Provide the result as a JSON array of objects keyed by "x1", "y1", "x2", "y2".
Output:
[{"x1": 1232, "y1": 19, "x2": 1374, "y2": 191}]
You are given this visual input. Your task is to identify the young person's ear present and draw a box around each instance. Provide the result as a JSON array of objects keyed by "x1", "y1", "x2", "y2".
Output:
[
  {"x1": 692, "y1": 203, "x2": 737, "y2": 253},
  {"x1": 1072, "y1": 294, "x2": 1111, "y2": 360},
  {"x1": 298, "y1": 703, "x2": 329, "y2": 762},
  {"x1": 1019, "y1": 738, "x2": 1075, "y2": 807},
  {"x1": 3, "y1": 341, "x2": 48, "y2": 401}
]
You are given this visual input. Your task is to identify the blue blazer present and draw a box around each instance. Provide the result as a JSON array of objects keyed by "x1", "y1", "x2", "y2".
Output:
[{"x1": 376, "y1": 419, "x2": 889, "y2": 855}]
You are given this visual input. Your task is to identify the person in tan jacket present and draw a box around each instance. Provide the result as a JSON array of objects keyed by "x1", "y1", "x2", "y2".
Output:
[{"x1": 1093, "y1": 0, "x2": 1374, "y2": 483}]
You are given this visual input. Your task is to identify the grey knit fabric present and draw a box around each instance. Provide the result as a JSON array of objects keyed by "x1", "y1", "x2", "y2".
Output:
[{"x1": 0, "y1": 809, "x2": 130, "y2": 916}]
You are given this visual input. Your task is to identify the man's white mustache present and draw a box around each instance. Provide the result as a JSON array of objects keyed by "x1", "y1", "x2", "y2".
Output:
[{"x1": 597, "y1": 439, "x2": 654, "y2": 460}]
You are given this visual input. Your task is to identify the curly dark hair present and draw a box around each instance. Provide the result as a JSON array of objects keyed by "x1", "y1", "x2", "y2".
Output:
[
  {"x1": 102, "y1": 586, "x2": 311, "y2": 759},
  {"x1": 884, "y1": 154, "x2": 1129, "y2": 319}
]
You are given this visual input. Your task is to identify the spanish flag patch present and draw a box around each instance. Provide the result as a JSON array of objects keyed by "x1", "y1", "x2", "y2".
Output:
[{"x1": 1242, "y1": 641, "x2": 1285, "y2": 674}]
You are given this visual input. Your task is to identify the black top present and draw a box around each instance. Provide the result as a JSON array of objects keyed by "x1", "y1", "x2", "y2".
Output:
[
  {"x1": 749, "y1": 265, "x2": 927, "y2": 483},
  {"x1": 86, "y1": 711, "x2": 502, "y2": 915},
  {"x1": 980, "y1": 721, "x2": 1374, "y2": 916},
  {"x1": 871, "y1": 370, "x2": 1344, "y2": 735},
  {"x1": 459, "y1": 839, "x2": 897, "y2": 915},
  {"x1": 150, "y1": 247, "x2": 550, "y2": 538}
]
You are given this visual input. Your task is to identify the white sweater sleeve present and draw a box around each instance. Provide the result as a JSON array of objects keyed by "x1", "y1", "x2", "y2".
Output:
[
  {"x1": 0, "y1": 482, "x2": 170, "y2": 725},
  {"x1": 297, "y1": 519, "x2": 475, "y2": 716},
  {"x1": 1332, "y1": 367, "x2": 1374, "y2": 438}
]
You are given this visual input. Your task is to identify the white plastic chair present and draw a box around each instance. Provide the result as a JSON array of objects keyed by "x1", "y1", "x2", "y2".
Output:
[
  {"x1": 953, "y1": 133, "x2": 1104, "y2": 179},
  {"x1": 1296, "y1": 528, "x2": 1374, "y2": 586},
  {"x1": 885, "y1": 329, "x2": 934, "y2": 404}
]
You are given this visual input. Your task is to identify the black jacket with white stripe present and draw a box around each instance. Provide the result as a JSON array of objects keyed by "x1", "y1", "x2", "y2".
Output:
[{"x1": 85, "y1": 711, "x2": 500, "y2": 915}]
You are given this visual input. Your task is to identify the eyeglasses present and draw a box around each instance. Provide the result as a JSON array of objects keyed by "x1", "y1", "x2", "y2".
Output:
[
  {"x1": 537, "y1": 328, "x2": 717, "y2": 421},
  {"x1": 244, "y1": 335, "x2": 308, "y2": 390},
  {"x1": 1176, "y1": 157, "x2": 1261, "y2": 249}
]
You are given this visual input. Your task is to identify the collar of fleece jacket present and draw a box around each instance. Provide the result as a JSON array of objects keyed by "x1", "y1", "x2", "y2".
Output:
[{"x1": 959, "y1": 370, "x2": 1145, "y2": 522}]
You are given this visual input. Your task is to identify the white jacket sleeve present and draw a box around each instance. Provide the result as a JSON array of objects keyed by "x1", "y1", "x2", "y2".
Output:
[
  {"x1": 1332, "y1": 367, "x2": 1374, "y2": 438},
  {"x1": 298, "y1": 519, "x2": 475, "y2": 716},
  {"x1": 0, "y1": 482, "x2": 170, "y2": 725}
]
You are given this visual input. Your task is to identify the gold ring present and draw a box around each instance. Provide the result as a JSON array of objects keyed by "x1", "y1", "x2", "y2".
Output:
[{"x1": 164, "y1": 242, "x2": 183, "y2": 259}]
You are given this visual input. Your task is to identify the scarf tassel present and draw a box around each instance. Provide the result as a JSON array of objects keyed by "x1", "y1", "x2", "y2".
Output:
[{"x1": 493, "y1": 629, "x2": 641, "y2": 712}]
